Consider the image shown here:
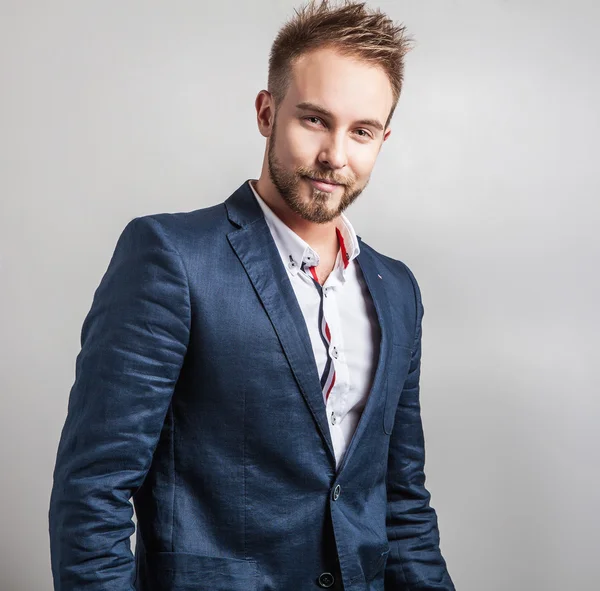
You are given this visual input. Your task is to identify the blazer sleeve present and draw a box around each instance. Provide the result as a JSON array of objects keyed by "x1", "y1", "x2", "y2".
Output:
[
  {"x1": 384, "y1": 266, "x2": 455, "y2": 590},
  {"x1": 49, "y1": 216, "x2": 190, "y2": 590}
]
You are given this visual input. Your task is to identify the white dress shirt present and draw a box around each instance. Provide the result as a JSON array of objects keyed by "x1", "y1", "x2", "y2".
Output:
[{"x1": 248, "y1": 180, "x2": 380, "y2": 467}]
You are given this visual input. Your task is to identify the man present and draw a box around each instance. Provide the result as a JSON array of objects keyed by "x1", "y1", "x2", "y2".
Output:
[{"x1": 49, "y1": 1, "x2": 455, "y2": 589}]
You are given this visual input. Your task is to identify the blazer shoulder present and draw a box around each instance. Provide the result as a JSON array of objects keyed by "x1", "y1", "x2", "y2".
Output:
[{"x1": 124, "y1": 201, "x2": 230, "y2": 252}]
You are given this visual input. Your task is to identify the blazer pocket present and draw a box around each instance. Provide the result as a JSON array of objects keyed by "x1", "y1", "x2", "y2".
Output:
[
  {"x1": 368, "y1": 547, "x2": 390, "y2": 582},
  {"x1": 349, "y1": 542, "x2": 390, "y2": 586},
  {"x1": 383, "y1": 344, "x2": 413, "y2": 435},
  {"x1": 141, "y1": 551, "x2": 259, "y2": 591}
]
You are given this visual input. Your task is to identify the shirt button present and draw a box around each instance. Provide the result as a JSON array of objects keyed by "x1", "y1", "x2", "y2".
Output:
[
  {"x1": 318, "y1": 572, "x2": 335, "y2": 588},
  {"x1": 331, "y1": 347, "x2": 338, "y2": 359},
  {"x1": 330, "y1": 412, "x2": 336, "y2": 425},
  {"x1": 332, "y1": 484, "x2": 341, "y2": 501}
]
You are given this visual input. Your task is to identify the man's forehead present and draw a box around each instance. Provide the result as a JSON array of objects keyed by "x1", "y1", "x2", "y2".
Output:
[{"x1": 285, "y1": 49, "x2": 393, "y2": 122}]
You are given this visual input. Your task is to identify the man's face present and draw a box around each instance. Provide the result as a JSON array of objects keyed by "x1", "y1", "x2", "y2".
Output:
[{"x1": 267, "y1": 46, "x2": 393, "y2": 224}]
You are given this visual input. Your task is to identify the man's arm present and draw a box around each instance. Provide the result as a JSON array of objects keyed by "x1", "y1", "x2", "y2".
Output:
[
  {"x1": 49, "y1": 216, "x2": 190, "y2": 590},
  {"x1": 384, "y1": 268, "x2": 455, "y2": 590}
]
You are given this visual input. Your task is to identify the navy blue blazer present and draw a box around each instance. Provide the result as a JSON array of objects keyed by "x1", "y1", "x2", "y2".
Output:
[{"x1": 49, "y1": 180, "x2": 454, "y2": 590}]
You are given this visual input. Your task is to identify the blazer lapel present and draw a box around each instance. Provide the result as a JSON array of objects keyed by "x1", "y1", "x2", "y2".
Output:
[
  {"x1": 334, "y1": 240, "x2": 395, "y2": 475},
  {"x1": 225, "y1": 181, "x2": 336, "y2": 464}
]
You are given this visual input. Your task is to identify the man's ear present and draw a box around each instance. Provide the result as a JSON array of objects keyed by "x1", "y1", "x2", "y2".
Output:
[{"x1": 255, "y1": 90, "x2": 275, "y2": 138}]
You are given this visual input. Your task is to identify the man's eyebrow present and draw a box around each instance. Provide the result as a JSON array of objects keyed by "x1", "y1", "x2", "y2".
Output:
[{"x1": 295, "y1": 101, "x2": 384, "y2": 132}]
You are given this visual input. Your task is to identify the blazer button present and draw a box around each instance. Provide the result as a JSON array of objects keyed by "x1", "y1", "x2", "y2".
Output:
[
  {"x1": 332, "y1": 484, "x2": 341, "y2": 501},
  {"x1": 318, "y1": 572, "x2": 335, "y2": 588}
]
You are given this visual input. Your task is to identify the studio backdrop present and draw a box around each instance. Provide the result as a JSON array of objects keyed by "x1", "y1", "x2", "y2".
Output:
[{"x1": 1, "y1": 1, "x2": 598, "y2": 589}]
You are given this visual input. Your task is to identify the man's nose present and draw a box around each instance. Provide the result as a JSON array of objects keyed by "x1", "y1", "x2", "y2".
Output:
[{"x1": 318, "y1": 132, "x2": 348, "y2": 170}]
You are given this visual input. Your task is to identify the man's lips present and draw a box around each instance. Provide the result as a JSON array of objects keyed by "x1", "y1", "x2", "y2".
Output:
[
  {"x1": 307, "y1": 176, "x2": 341, "y2": 185},
  {"x1": 306, "y1": 177, "x2": 342, "y2": 193}
]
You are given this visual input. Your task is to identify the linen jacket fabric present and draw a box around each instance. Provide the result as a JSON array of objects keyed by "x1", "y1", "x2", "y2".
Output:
[{"x1": 48, "y1": 180, "x2": 455, "y2": 591}]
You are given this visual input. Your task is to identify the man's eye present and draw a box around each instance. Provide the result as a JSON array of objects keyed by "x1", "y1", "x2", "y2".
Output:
[{"x1": 304, "y1": 117, "x2": 371, "y2": 139}]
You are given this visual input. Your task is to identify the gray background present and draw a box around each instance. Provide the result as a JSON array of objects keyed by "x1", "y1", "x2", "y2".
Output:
[{"x1": 1, "y1": 1, "x2": 598, "y2": 589}]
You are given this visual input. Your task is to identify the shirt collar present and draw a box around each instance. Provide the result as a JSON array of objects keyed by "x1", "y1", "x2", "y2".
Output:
[{"x1": 248, "y1": 179, "x2": 360, "y2": 280}]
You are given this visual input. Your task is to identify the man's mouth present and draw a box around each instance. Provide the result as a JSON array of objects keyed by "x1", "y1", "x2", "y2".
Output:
[
  {"x1": 306, "y1": 177, "x2": 341, "y2": 193},
  {"x1": 308, "y1": 176, "x2": 340, "y2": 185}
]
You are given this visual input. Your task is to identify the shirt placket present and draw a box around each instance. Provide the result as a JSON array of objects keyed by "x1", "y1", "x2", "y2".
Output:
[
  {"x1": 300, "y1": 259, "x2": 350, "y2": 427},
  {"x1": 322, "y1": 280, "x2": 350, "y2": 427}
]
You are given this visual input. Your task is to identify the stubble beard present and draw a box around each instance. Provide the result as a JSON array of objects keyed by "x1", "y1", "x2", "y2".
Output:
[{"x1": 266, "y1": 119, "x2": 368, "y2": 224}]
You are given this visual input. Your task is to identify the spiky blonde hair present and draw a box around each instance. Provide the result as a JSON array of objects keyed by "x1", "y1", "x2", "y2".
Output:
[{"x1": 268, "y1": 0, "x2": 413, "y2": 128}]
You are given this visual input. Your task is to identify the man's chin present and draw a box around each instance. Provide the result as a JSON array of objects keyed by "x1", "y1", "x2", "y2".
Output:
[{"x1": 304, "y1": 202, "x2": 343, "y2": 224}]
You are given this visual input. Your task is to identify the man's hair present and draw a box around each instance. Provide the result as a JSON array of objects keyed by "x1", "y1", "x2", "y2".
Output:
[{"x1": 268, "y1": 0, "x2": 413, "y2": 129}]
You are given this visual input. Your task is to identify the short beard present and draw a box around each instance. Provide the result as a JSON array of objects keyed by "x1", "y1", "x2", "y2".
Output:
[{"x1": 267, "y1": 118, "x2": 368, "y2": 224}]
